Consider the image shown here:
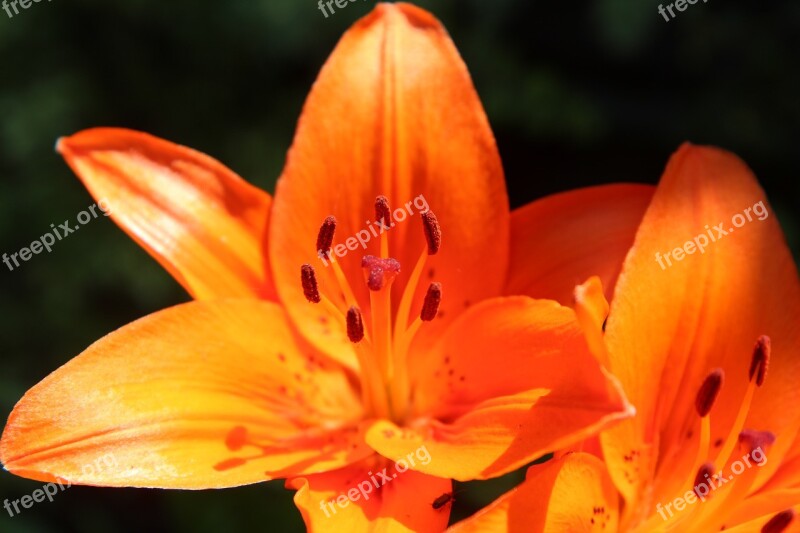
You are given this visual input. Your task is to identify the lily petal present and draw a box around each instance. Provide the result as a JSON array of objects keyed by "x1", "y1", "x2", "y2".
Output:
[
  {"x1": 269, "y1": 3, "x2": 509, "y2": 363},
  {"x1": 0, "y1": 300, "x2": 370, "y2": 489},
  {"x1": 447, "y1": 453, "x2": 620, "y2": 533},
  {"x1": 58, "y1": 128, "x2": 275, "y2": 300},
  {"x1": 504, "y1": 184, "x2": 654, "y2": 305},
  {"x1": 369, "y1": 297, "x2": 631, "y2": 480},
  {"x1": 289, "y1": 456, "x2": 451, "y2": 532},
  {"x1": 601, "y1": 144, "x2": 800, "y2": 508}
]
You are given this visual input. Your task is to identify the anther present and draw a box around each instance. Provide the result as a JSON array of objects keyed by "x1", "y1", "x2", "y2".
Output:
[
  {"x1": 420, "y1": 282, "x2": 442, "y2": 321},
  {"x1": 346, "y1": 306, "x2": 365, "y2": 343},
  {"x1": 316, "y1": 216, "x2": 337, "y2": 257},
  {"x1": 695, "y1": 369, "x2": 724, "y2": 417},
  {"x1": 749, "y1": 335, "x2": 771, "y2": 387},
  {"x1": 301, "y1": 264, "x2": 321, "y2": 303},
  {"x1": 421, "y1": 211, "x2": 441, "y2": 255},
  {"x1": 762, "y1": 510, "x2": 795, "y2": 533},
  {"x1": 361, "y1": 255, "x2": 401, "y2": 291},
  {"x1": 375, "y1": 196, "x2": 391, "y2": 230},
  {"x1": 694, "y1": 463, "x2": 715, "y2": 498}
]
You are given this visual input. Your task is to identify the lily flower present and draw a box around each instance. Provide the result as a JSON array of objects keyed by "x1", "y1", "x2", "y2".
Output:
[
  {"x1": 448, "y1": 144, "x2": 800, "y2": 532},
  {"x1": 0, "y1": 3, "x2": 635, "y2": 530}
]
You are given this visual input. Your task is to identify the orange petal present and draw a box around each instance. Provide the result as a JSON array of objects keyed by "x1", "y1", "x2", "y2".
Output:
[
  {"x1": 722, "y1": 489, "x2": 800, "y2": 532},
  {"x1": 448, "y1": 453, "x2": 620, "y2": 533},
  {"x1": 269, "y1": 3, "x2": 509, "y2": 362},
  {"x1": 289, "y1": 455, "x2": 451, "y2": 532},
  {"x1": 601, "y1": 144, "x2": 800, "y2": 508},
  {"x1": 0, "y1": 300, "x2": 370, "y2": 489},
  {"x1": 57, "y1": 128, "x2": 275, "y2": 300},
  {"x1": 504, "y1": 184, "x2": 654, "y2": 305},
  {"x1": 369, "y1": 297, "x2": 631, "y2": 480},
  {"x1": 573, "y1": 275, "x2": 611, "y2": 367}
]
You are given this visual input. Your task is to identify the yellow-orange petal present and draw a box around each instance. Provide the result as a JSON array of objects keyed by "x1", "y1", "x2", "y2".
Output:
[
  {"x1": 573, "y1": 275, "x2": 611, "y2": 368},
  {"x1": 601, "y1": 144, "x2": 800, "y2": 510},
  {"x1": 504, "y1": 184, "x2": 654, "y2": 305},
  {"x1": 447, "y1": 453, "x2": 619, "y2": 533},
  {"x1": 57, "y1": 128, "x2": 275, "y2": 300},
  {"x1": 288, "y1": 455, "x2": 451, "y2": 533},
  {"x1": 0, "y1": 300, "x2": 370, "y2": 489},
  {"x1": 722, "y1": 489, "x2": 800, "y2": 533},
  {"x1": 370, "y1": 297, "x2": 631, "y2": 480},
  {"x1": 269, "y1": 3, "x2": 509, "y2": 363}
]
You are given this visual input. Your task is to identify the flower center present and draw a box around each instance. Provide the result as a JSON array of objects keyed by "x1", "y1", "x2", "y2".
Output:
[
  {"x1": 640, "y1": 335, "x2": 780, "y2": 530},
  {"x1": 299, "y1": 196, "x2": 442, "y2": 423}
]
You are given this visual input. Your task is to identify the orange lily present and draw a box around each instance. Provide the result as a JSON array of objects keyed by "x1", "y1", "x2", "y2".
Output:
[
  {"x1": 449, "y1": 144, "x2": 800, "y2": 532},
  {"x1": 0, "y1": 3, "x2": 637, "y2": 530}
]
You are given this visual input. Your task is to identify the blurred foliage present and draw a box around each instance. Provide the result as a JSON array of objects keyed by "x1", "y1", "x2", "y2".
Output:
[{"x1": 0, "y1": 0, "x2": 798, "y2": 531}]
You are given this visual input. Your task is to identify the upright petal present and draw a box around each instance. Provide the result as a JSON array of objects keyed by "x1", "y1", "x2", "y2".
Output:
[
  {"x1": 504, "y1": 184, "x2": 654, "y2": 305},
  {"x1": 58, "y1": 128, "x2": 275, "y2": 300},
  {"x1": 0, "y1": 300, "x2": 369, "y2": 489},
  {"x1": 269, "y1": 3, "x2": 509, "y2": 361},
  {"x1": 448, "y1": 453, "x2": 620, "y2": 533},
  {"x1": 367, "y1": 297, "x2": 631, "y2": 481},
  {"x1": 601, "y1": 144, "x2": 800, "y2": 510}
]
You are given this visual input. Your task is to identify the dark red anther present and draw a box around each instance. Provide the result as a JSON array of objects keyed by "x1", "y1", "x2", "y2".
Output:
[
  {"x1": 420, "y1": 282, "x2": 442, "y2": 322},
  {"x1": 421, "y1": 211, "x2": 441, "y2": 255},
  {"x1": 317, "y1": 216, "x2": 337, "y2": 256},
  {"x1": 301, "y1": 264, "x2": 321, "y2": 303},
  {"x1": 346, "y1": 306, "x2": 364, "y2": 343},
  {"x1": 761, "y1": 510, "x2": 795, "y2": 533},
  {"x1": 375, "y1": 196, "x2": 391, "y2": 229},
  {"x1": 695, "y1": 369, "x2": 724, "y2": 417},
  {"x1": 749, "y1": 335, "x2": 771, "y2": 387},
  {"x1": 693, "y1": 463, "x2": 715, "y2": 499}
]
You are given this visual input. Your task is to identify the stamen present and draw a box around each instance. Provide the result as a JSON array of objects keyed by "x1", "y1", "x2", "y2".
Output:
[
  {"x1": 693, "y1": 463, "x2": 715, "y2": 499},
  {"x1": 421, "y1": 211, "x2": 441, "y2": 255},
  {"x1": 301, "y1": 264, "x2": 321, "y2": 303},
  {"x1": 714, "y1": 335, "x2": 770, "y2": 470},
  {"x1": 361, "y1": 256, "x2": 401, "y2": 291},
  {"x1": 316, "y1": 216, "x2": 337, "y2": 258},
  {"x1": 420, "y1": 282, "x2": 442, "y2": 321},
  {"x1": 346, "y1": 306, "x2": 365, "y2": 343},
  {"x1": 749, "y1": 335, "x2": 771, "y2": 387},
  {"x1": 375, "y1": 196, "x2": 391, "y2": 258},
  {"x1": 695, "y1": 369, "x2": 724, "y2": 417},
  {"x1": 762, "y1": 510, "x2": 796, "y2": 533},
  {"x1": 375, "y1": 196, "x2": 391, "y2": 229}
]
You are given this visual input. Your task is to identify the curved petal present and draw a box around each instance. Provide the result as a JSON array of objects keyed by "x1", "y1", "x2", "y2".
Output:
[
  {"x1": 0, "y1": 300, "x2": 370, "y2": 489},
  {"x1": 289, "y1": 455, "x2": 451, "y2": 532},
  {"x1": 504, "y1": 184, "x2": 654, "y2": 305},
  {"x1": 448, "y1": 453, "x2": 620, "y2": 533},
  {"x1": 57, "y1": 128, "x2": 276, "y2": 300},
  {"x1": 601, "y1": 144, "x2": 800, "y2": 509},
  {"x1": 269, "y1": 3, "x2": 509, "y2": 363},
  {"x1": 368, "y1": 297, "x2": 632, "y2": 481},
  {"x1": 722, "y1": 489, "x2": 800, "y2": 533}
]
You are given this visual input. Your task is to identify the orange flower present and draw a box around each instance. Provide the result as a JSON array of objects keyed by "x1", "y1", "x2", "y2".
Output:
[
  {"x1": 0, "y1": 3, "x2": 635, "y2": 531},
  {"x1": 449, "y1": 144, "x2": 800, "y2": 532}
]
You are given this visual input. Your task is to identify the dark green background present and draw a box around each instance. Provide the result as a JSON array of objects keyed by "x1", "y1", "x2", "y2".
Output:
[{"x1": 1, "y1": 1, "x2": 798, "y2": 531}]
